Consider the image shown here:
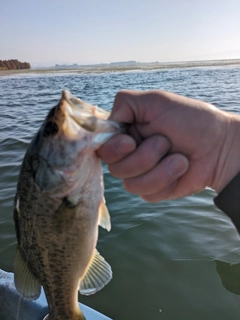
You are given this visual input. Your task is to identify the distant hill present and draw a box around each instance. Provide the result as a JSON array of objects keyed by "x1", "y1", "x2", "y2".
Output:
[
  {"x1": 54, "y1": 60, "x2": 160, "y2": 69},
  {"x1": 52, "y1": 59, "x2": 240, "y2": 71},
  {"x1": 0, "y1": 59, "x2": 31, "y2": 70}
]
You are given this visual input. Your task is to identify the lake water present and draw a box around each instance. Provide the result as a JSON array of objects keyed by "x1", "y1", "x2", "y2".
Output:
[{"x1": 1, "y1": 66, "x2": 240, "y2": 320}]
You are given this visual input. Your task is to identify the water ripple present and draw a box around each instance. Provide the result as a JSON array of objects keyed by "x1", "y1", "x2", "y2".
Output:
[{"x1": 1, "y1": 66, "x2": 240, "y2": 319}]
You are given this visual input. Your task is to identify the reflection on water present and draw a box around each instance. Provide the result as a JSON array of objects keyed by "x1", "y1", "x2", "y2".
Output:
[{"x1": 1, "y1": 67, "x2": 240, "y2": 319}]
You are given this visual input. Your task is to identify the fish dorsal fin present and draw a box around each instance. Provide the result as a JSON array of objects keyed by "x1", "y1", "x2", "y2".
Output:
[
  {"x1": 14, "y1": 248, "x2": 41, "y2": 300},
  {"x1": 79, "y1": 249, "x2": 112, "y2": 296},
  {"x1": 98, "y1": 198, "x2": 111, "y2": 231}
]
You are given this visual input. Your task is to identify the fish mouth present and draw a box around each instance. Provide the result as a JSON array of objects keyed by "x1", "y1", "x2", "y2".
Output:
[
  {"x1": 35, "y1": 91, "x2": 125, "y2": 192},
  {"x1": 60, "y1": 90, "x2": 123, "y2": 144},
  {"x1": 63, "y1": 90, "x2": 110, "y2": 120}
]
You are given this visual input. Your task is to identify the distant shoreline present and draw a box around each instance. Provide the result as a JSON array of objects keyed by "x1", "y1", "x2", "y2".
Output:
[{"x1": 0, "y1": 59, "x2": 239, "y2": 77}]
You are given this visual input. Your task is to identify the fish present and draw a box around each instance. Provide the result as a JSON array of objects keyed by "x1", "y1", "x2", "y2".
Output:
[{"x1": 13, "y1": 90, "x2": 122, "y2": 320}]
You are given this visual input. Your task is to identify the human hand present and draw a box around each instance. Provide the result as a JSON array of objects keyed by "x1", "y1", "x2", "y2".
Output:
[{"x1": 98, "y1": 90, "x2": 240, "y2": 202}]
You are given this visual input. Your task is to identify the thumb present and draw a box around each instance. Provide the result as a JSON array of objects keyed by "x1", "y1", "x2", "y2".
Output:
[{"x1": 109, "y1": 90, "x2": 141, "y2": 123}]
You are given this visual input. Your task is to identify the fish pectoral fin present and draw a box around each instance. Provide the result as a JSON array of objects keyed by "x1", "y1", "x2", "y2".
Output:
[
  {"x1": 14, "y1": 248, "x2": 41, "y2": 300},
  {"x1": 98, "y1": 198, "x2": 111, "y2": 231},
  {"x1": 79, "y1": 249, "x2": 112, "y2": 296}
]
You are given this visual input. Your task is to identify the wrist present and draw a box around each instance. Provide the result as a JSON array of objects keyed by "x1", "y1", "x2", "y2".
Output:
[{"x1": 212, "y1": 113, "x2": 240, "y2": 193}]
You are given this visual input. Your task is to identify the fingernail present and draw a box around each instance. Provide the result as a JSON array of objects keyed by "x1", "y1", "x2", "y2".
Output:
[
  {"x1": 167, "y1": 156, "x2": 188, "y2": 176},
  {"x1": 115, "y1": 136, "x2": 136, "y2": 155}
]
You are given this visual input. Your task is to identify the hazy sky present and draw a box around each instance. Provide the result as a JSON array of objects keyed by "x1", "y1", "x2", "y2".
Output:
[{"x1": 1, "y1": 0, "x2": 240, "y2": 66}]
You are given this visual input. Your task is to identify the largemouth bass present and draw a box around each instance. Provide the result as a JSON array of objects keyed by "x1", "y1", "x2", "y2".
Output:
[{"x1": 13, "y1": 90, "x2": 122, "y2": 320}]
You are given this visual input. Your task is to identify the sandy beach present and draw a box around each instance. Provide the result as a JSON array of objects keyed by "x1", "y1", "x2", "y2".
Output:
[{"x1": 0, "y1": 59, "x2": 240, "y2": 77}]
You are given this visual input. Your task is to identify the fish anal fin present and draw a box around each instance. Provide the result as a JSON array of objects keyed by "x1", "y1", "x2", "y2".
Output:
[
  {"x1": 79, "y1": 249, "x2": 112, "y2": 296},
  {"x1": 98, "y1": 198, "x2": 111, "y2": 231},
  {"x1": 14, "y1": 248, "x2": 41, "y2": 300}
]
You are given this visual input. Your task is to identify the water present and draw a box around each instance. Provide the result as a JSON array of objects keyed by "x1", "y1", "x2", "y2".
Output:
[{"x1": 1, "y1": 66, "x2": 240, "y2": 320}]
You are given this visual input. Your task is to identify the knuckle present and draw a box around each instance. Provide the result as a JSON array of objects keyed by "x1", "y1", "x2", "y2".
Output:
[
  {"x1": 115, "y1": 90, "x2": 128, "y2": 102},
  {"x1": 152, "y1": 135, "x2": 170, "y2": 156}
]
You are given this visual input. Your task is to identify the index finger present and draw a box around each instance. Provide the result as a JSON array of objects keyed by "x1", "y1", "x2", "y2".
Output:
[{"x1": 97, "y1": 134, "x2": 136, "y2": 164}]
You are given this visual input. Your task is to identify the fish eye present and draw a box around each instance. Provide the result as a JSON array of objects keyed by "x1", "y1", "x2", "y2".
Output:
[{"x1": 44, "y1": 122, "x2": 58, "y2": 137}]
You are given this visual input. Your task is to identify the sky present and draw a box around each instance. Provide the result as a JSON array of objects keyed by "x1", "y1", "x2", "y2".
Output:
[{"x1": 1, "y1": 0, "x2": 240, "y2": 67}]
